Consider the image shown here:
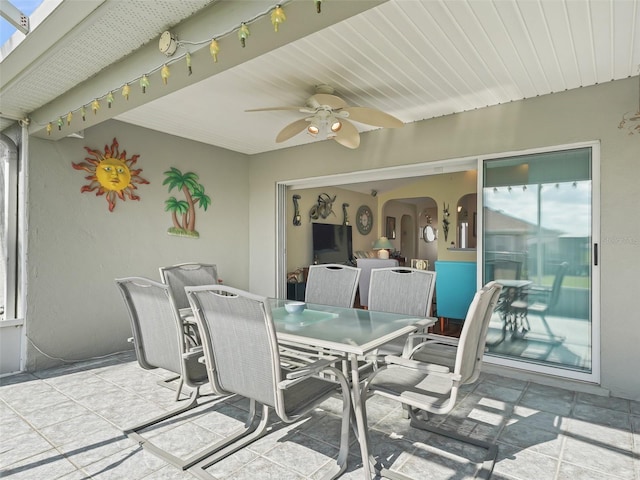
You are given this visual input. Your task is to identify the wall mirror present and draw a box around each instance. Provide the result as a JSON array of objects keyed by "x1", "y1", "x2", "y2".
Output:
[{"x1": 423, "y1": 224, "x2": 436, "y2": 243}]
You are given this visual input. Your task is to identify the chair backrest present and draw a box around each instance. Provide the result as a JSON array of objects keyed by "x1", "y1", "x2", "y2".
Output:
[
  {"x1": 159, "y1": 263, "x2": 218, "y2": 310},
  {"x1": 355, "y1": 258, "x2": 399, "y2": 307},
  {"x1": 368, "y1": 267, "x2": 436, "y2": 317},
  {"x1": 453, "y1": 281, "x2": 503, "y2": 384},
  {"x1": 305, "y1": 264, "x2": 361, "y2": 308},
  {"x1": 186, "y1": 285, "x2": 282, "y2": 409},
  {"x1": 492, "y1": 259, "x2": 522, "y2": 280},
  {"x1": 547, "y1": 262, "x2": 569, "y2": 309},
  {"x1": 116, "y1": 276, "x2": 206, "y2": 387}
]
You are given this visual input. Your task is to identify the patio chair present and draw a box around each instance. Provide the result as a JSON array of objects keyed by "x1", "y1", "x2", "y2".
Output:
[
  {"x1": 510, "y1": 262, "x2": 569, "y2": 341},
  {"x1": 160, "y1": 262, "x2": 219, "y2": 347},
  {"x1": 116, "y1": 277, "x2": 237, "y2": 470},
  {"x1": 185, "y1": 285, "x2": 352, "y2": 480},
  {"x1": 359, "y1": 281, "x2": 503, "y2": 480},
  {"x1": 305, "y1": 263, "x2": 361, "y2": 308},
  {"x1": 367, "y1": 267, "x2": 436, "y2": 357}
]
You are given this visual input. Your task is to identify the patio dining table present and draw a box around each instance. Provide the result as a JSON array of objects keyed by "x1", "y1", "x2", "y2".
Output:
[{"x1": 269, "y1": 298, "x2": 436, "y2": 479}]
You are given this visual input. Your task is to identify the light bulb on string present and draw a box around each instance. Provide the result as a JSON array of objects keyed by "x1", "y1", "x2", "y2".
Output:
[
  {"x1": 46, "y1": 122, "x2": 52, "y2": 135},
  {"x1": 122, "y1": 84, "x2": 130, "y2": 100},
  {"x1": 81, "y1": 106, "x2": 86, "y2": 121},
  {"x1": 66, "y1": 112, "x2": 73, "y2": 126},
  {"x1": 161, "y1": 64, "x2": 170, "y2": 85},
  {"x1": 238, "y1": 23, "x2": 250, "y2": 47},
  {"x1": 210, "y1": 39, "x2": 220, "y2": 62},
  {"x1": 57, "y1": 117, "x2": 63, "y2": 130},
  {"x1": 107, "y1": 92, "x2": 114, "y2": 108},
  {"x1": 186, "y1": 52, "x2": 192, "y2": 75},
  {"x1": 91, "y1": 99, "x2": 100, "y2": 114},
  {"x1": 271, "y1": 5, "x2": 286, "y2": 32},
  {"x1": 140, "y1": 75, "x2": 150, "y2": 93}
]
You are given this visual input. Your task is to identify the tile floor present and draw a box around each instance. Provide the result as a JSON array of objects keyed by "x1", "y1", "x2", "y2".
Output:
[{"x1": 1, "y1": 351, "x2": 638, "y2": 480}]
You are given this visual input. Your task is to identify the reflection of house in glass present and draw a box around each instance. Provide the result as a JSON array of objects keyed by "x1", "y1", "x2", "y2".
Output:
[{"x1": 483, "y1": 207, "x2": 590, "y2": 321}]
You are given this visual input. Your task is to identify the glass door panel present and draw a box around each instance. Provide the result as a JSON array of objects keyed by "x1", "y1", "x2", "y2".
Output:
[{"x1": 482, "y1": 147, "x2": 596, "y2": 377}]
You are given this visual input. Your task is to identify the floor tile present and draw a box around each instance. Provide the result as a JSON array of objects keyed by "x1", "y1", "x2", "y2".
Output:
[{"x1": 1, "y1": 354, "x2": 638, "y2": 480}]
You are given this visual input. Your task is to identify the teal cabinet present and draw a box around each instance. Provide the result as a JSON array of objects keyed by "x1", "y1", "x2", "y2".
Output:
[{"x1": 435, "y1": 261, "x2": 477, "y2": 320}]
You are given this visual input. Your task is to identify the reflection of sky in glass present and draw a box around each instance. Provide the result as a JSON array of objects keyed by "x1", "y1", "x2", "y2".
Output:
[{"x1": 484, "y1": 181, "x2": 591, "y2": 237}]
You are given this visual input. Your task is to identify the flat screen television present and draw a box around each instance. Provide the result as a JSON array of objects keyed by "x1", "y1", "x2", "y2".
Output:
[{"x1": 312, "y1": 223, "x2": 353, "y2": 265}]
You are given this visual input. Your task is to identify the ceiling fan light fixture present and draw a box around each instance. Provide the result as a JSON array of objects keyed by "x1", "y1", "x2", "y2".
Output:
[{"x1": 330, "y1": 120, "x2": 342, "y2": 132}]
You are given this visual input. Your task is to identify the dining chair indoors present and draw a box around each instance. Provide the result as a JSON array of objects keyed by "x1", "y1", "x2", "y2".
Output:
[
  {"x1": 367, "y1": 267, "x2": 436, "y2": 356},
  {"x1": 305, "y1": 263, "x2": 361, "y2": 308},
  {"x1": 115, "y1": 277, "x2": 235, "y2": 471},
  {"x1": 185, "y1": 285, "x2": 352, "y2": 480},
  {"x1": 359, "y1": 281, "x2": 503, "y2": 480}
]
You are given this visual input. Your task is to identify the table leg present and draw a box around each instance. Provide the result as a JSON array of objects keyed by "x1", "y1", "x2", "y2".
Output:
[{"x1": 349, "y1": 354, "x2": 373, "y2": 479}]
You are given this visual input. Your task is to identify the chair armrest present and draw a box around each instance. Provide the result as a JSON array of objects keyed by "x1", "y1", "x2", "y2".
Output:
[
  {"x1": 383, "y1": 355, "x2": 453, "y2": 377},
  {"x1": 183, "y1": 347, "x2": 203, "y2": 361},
  {"x1": 403, "y1": 333, "x2": 458, "y2": 357},
  {"x1": 127, "y1": 337, "x2": 134, "y2": 344},
  {"x1": 279, "y1": 357, "x2": 339, "y2": 388}
]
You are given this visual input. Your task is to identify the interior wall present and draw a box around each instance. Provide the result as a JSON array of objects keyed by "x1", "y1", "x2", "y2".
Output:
[
  {"x1": 286, "y1": 186, "x2": 377, "y2": 273},
  {"x1": 249, "y1": 78, "x2": 640, "y2": 400},
  {"x1": 378, "y1": 171, "x2": 478, "y2": 261},
  {"x1": 25, "y1": 120, "x2": 250, "y2": 370}
]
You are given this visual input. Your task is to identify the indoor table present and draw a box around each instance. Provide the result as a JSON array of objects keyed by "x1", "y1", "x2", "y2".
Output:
[{"x1": 269, "y1": 299, "x2": 436, "y2": 479}]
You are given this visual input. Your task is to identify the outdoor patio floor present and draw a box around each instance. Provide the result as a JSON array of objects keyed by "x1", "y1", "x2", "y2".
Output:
[{"x1": 1, "y1": 351, "x2": 638, "y2": 480}]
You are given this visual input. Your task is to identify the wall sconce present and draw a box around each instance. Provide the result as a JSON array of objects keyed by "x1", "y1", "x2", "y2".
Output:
[{"x1": 373, "y1": 236, "x2": 394, "y2": 259}]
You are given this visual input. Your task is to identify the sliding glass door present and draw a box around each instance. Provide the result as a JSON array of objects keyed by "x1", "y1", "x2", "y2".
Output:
[{"x1": 481, "y1": 144, "x2": 599, "y2": 381}]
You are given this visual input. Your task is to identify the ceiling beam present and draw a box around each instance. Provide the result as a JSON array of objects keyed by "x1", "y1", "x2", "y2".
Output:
[
  {"x1": 29, "y1": 0, "x2": 386, "y2": 140},
  {"x1": 0, "y1": 0, "x2": 29, "y2": 34}
]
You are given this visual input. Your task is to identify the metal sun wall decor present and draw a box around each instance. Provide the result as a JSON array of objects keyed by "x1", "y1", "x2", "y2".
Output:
[
  {"x1": 72, "y1": 138, "x2": 149, "y2": 212},
  {"x1": 163, "y1": 167, "x2": 211, "y2": 238}
]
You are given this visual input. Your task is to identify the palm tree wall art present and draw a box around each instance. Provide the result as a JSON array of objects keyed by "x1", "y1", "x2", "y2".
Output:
[{"x1": 163, "y1": 167, "x2": 211, "y2": 238}]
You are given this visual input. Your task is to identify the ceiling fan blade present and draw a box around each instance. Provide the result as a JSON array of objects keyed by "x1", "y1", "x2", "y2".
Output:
[
  {"x1": 245, "y1": 106, "x2": 305, "y2": 112},
  {"x1": 275, "y1": 118, "x2": 309, "y2": 143},
  {"x1": 343, "y1": 106, "x2": 404, "y2": 128},
  {"x1": 308, "y1": 93, "x2": 348, "y2": 110},
  {"x1": 334, "y1": 119, "x2": 360, "y2": 149}
]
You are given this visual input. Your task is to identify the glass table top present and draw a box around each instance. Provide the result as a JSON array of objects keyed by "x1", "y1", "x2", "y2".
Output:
[{"x1": 269, "y1": 299, "x2": 435, "y2": 355}]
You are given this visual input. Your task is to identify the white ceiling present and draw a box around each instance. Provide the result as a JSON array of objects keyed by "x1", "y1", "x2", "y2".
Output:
[{"x1": 1, "y1": 0, "x2": 639, "y2": 159}]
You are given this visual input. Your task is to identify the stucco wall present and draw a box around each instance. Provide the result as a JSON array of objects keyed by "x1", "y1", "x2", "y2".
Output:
[
  {"x1": 25, "y1": 120, "x2": 249, "y2": 370},
  {"x1": 249, "y1": 78, "x2": 640, "y2": 400}
]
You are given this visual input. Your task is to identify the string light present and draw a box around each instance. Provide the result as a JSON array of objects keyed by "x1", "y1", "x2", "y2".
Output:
[
  {"x1": 140, "y1": 75, "x2": 150, "y2": 93},
  {"x1": 271, "y1": 5, "x2": 286, "y2": 32},
  {"x1": 161, "y1": 64, "x2": 171, "y2": 85},
  {"x1": 41, "y1": 2, "x2": 301, "y2": 134},
  {"x1": 186, "y1": 52, "x2": 192, "y2": 75},
  {"x1": 209, "y1": 39, "x2": 220, "y2": 62},
  {"x1": 238, "y1": 23, "x2": 250, "y2": 47}
]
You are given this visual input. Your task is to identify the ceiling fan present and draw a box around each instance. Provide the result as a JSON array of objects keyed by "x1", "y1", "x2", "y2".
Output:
[{"x1": 246, "y1": 85, "x2": 403, "y2": 149}]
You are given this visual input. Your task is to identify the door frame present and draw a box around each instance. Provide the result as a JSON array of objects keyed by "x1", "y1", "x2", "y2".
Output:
[
  {"x1": 275, "y1": 140, "x2": 600, "y2": 384},
  {"x1": 477, "y1": 140, "x2": 600, "y2": 384}
]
